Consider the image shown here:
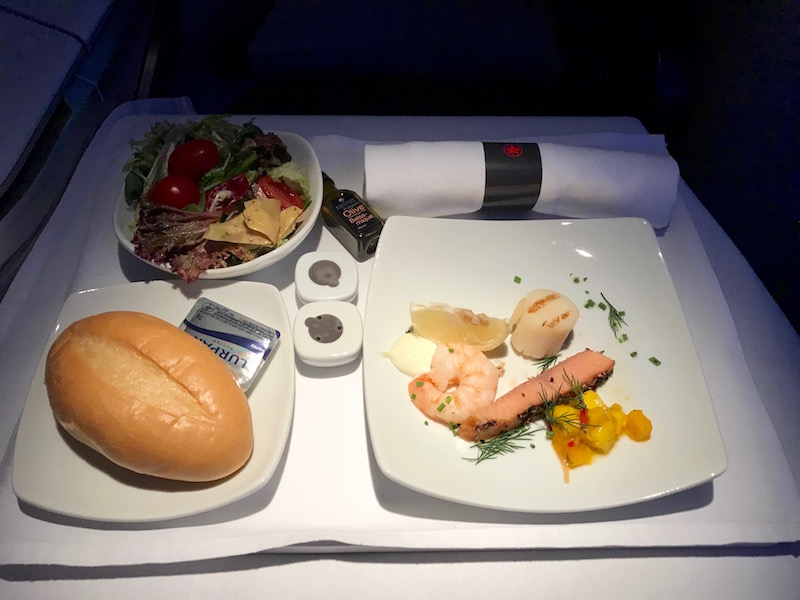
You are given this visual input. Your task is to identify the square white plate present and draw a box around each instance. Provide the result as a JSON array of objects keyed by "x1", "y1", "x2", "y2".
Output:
[
  {"x1": 363, "y1": 216, "x2": 727, "y2": 513},
  {"x1": 12, "y1": 281, "x2": 294, "y2": 522}
]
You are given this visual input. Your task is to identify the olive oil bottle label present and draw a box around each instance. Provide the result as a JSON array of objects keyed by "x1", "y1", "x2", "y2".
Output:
[{"x1": 322, "y1": 173, "x2": 383, "y2": 261}]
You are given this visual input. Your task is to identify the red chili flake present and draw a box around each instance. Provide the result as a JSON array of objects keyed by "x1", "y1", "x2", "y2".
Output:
[
  {"x1": 579, "y1": 409, "x2": 589, "y2": 425},
  {"x1": 567, "y1": 440, "x2": 575, "y2": 447}
]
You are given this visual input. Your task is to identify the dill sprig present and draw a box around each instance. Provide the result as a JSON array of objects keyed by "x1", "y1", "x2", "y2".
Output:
[
  {"x1": 600, "y1": 292, "x2": 627, "y2": 336},
  {"x1": 502, "y1": 371, "x2": 589, "y2": 429},
  {"x1": 533, "y1": 354, "x2": 561, "y2": 373},
  {"x1": 466, "y1": 372, "x2": 595, "y2": 465},
  {"x1": 465, "y1": 425, "x2": 538, "y2": 464},
  {"x1": 539, "y1": 389, "x2": 580, "y2": 431},
  {"x1": 535, "y1": 372, "x2": 593, "y2": 433},
  {"x1": 564, "y1": 372, "x2": 587, "y2": 410}
]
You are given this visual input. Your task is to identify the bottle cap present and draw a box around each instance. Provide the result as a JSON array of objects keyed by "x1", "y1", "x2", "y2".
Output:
[
  {"x1": 294, "y1": 251, "x2": 359, "y2": 304},
  {"x1": 293, "y1": 300, "x2": 363, "y2": 367}
]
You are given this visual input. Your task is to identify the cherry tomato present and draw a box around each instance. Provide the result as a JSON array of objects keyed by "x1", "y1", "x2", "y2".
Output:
[
  {"x1": 147, "y1": 174, "x2": 201, "y2": 209},
  {"x1": 167, "y1": 139, "x2": 220, "y2": 181}
]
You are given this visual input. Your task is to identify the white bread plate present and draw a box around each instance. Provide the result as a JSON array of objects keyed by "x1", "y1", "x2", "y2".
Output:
[{"x1": 12, "y1": 280, "x2": 294, "y2": 522}]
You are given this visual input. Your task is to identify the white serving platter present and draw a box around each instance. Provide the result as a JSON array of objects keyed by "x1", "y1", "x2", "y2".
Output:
[{"x1": 363, "y1": 215, "x2": 727, "y2": 513}]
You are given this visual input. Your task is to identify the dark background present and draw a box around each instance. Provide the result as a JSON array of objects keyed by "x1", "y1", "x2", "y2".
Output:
[{"x1": 146, "y1": 0, "x2": 799, "y2": 333}]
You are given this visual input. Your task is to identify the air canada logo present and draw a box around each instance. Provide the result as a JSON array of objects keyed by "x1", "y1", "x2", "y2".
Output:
[{"x1": 503, "y1": 143, "x2": 523, "y2": 158}]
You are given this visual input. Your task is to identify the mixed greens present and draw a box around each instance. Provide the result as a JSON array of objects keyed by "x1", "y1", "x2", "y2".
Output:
[{"x1": 122, "y1": 115, "x2": 311, "y2": 282}]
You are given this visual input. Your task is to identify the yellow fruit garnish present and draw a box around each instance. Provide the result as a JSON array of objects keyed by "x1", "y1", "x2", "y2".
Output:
[
  {"x1": 409, "y1": 302, "x2": 510, "y2": 351},
  {"x1": 608, "y1": 403, "x2": 627, "y2": 437},
  {"x1": 548, "y1": 392, "x2": 652, "y2": 476},
  {"x1": 582, "y1": 390, "x2": 604, "y2": 409},
  {"x1": 550, "y1": 404, "x2": 582, "y2": 434},
  {"x1": 583, "y1": 407, "x2": 617, "y2": 454},
  {"x1": 552, "y1": 427, "x2": 593, "y2": 468},
  {"x1": 624, "y1": 409, "x2": 653, "y2": 441}
]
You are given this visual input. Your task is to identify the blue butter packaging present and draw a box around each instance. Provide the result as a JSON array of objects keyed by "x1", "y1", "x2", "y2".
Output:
[{"x1": 181, "y1": 298, "x2": 280, "y2": 391}]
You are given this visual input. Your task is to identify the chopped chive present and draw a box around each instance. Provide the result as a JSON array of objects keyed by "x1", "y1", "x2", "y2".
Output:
[
  {"x1": 415, "y1": 381, "x2": 424, "y2": 387},
  {"x1": 622, "y1": 333, "x2": 628, "y2": 341},
  {"x1": 630, "y1": 351, "x2": 638, "y2": 357},
  {"x1": 448, "y1": 347, "x2": 454, "y2": 353},
  {"x1": 437, "y1": 403, "x2": 446, "y2": 412},
  {"x1": 573, "y1": 276, "x2": 580, "y2": 283},
  {"x1": 445, "y1": 395, "x2": 452, "y2": 404},
  {"x1": 584, "y1": 299, "x2": 595, "y2": 308},
  {"x1": 411, "y1": 393, "x2": 416, "y2": 399},
  {"x1": 513, "y1": 275, "x2": 521, "y2": 283},
  {"x1": 546, "y1": 430, "x2": 554, "y2": 438},
  {"x1": 598, "y1": 302, "x2": 607, "y2": 310},
  {"x1": 649, "y1": 356, "x2": 662, "y2": 366},
  {"x1": 424, "y1": 420, "x2": 428, "y2": 426}
]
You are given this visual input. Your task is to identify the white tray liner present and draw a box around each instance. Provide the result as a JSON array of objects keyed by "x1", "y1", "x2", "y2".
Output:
[{"x1": 0, "y1": 113, "x2": 798, "y2": 567}]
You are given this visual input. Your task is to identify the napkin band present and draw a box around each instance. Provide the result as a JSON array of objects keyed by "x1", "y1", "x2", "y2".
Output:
[{"x1": 483, "y1": 142, "x2": 542, "y2": 209}]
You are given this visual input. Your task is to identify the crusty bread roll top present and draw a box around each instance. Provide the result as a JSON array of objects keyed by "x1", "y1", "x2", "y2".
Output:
[{"x1": 45, "y1": 311, "x2": 254, "y2": 482}]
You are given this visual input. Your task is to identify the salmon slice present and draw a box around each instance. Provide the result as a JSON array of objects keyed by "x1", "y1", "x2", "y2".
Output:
[{"x1": 457, "y1": 348, "x2": 615, "y2": 442}]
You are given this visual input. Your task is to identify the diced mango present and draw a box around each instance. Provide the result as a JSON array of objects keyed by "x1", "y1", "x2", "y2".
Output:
[
  {"x1": 582, "y1": 390, "x2": 605, "y2": 409},
  {"x1": 625, "y1": 409, "x2": 653, "y2": 441},
  {"x1": 609, "y1": 403, "x2": 627, "y2": 437},
  {"x1": 583, "y1": 407, "x2": 619, "y2": 453},
  {"x1": 551, "y1": 404, "x2": 582, "y2": 434},
  {"x1": 551, "y1": 427, "x2": 593, "y2": 468},
  {"x1": 565, "y1": 438, "x2": 594, "y2": 467},
  {"x1": 548, "y1": 390, "x2": 651, "y2": 473},
  {"x1": 550, "y1": 427, "x2": 571, "y2": 463}
]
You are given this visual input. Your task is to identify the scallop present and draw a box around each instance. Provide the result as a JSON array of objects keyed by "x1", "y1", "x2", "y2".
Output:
[{"x1": 509, "y1": 289, "x2": 579, "y2": 358}]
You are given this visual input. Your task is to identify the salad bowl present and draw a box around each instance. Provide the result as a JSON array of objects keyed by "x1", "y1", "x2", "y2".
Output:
[{"x1": 113, "y1": 128, "x2": 323, "y2": 280}]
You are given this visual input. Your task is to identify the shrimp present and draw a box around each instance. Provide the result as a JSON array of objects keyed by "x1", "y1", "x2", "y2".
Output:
[{"x1": 408, "y1": 343, "x2": 499, "y2": 426}]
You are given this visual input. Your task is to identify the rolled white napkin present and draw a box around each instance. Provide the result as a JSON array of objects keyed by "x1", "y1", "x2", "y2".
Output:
[{"x1": 364, "y1": 140, "x2": 680, "y2": 228}]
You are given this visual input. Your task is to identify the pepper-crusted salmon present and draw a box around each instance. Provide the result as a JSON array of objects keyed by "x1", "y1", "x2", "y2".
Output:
[{"x1": 457, "y1": 348, "x2": 615, "y2": 442}]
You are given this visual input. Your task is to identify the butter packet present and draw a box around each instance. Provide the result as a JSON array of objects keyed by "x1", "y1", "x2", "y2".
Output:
[{"x1": 181, "y1": 298, "x2": 280, "y2": 392}]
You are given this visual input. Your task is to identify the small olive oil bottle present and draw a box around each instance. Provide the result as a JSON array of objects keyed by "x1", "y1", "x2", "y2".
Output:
[{"x1": 321, "y1": 172, "x2": 383, "y2": 261}]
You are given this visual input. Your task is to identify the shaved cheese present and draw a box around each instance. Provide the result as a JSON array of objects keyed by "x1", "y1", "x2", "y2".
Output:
[
  {"x1": 278, "y1": 206, "x2": 304, "y2": 240},
  {"x1": 203, "y1": 212, "x2": 272, "y2": 246},
  {"x1": 243, "y1": 197, "x2": 281, "y2": 243},
  {"x1": 201, "y1": 197, "x2": 305, "y2": 248}
]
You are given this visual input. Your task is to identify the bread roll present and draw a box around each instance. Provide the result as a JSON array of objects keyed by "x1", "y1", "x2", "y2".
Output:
[{"x1": 45, "y1": 311, "x2": 254, "y2": 482}]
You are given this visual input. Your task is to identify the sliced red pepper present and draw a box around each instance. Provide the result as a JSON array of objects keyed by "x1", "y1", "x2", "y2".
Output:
[
  {"x1": 257, "y1": 175, "x2": 304, "y2": 210},
  {"x1": 205, "y1": 173, "x2": 250, "y2": 212},
  {"x1": 579, "y1": 408, "x2": 589, "y2": 425},
  {"x1": 567, "y1": 439, "x2": 575, "y2": 447}
]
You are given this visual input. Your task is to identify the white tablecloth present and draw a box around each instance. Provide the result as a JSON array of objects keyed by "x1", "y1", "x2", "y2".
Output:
[{"x1": 1, "y1": 100, "x2": 798, "y2": 598}]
